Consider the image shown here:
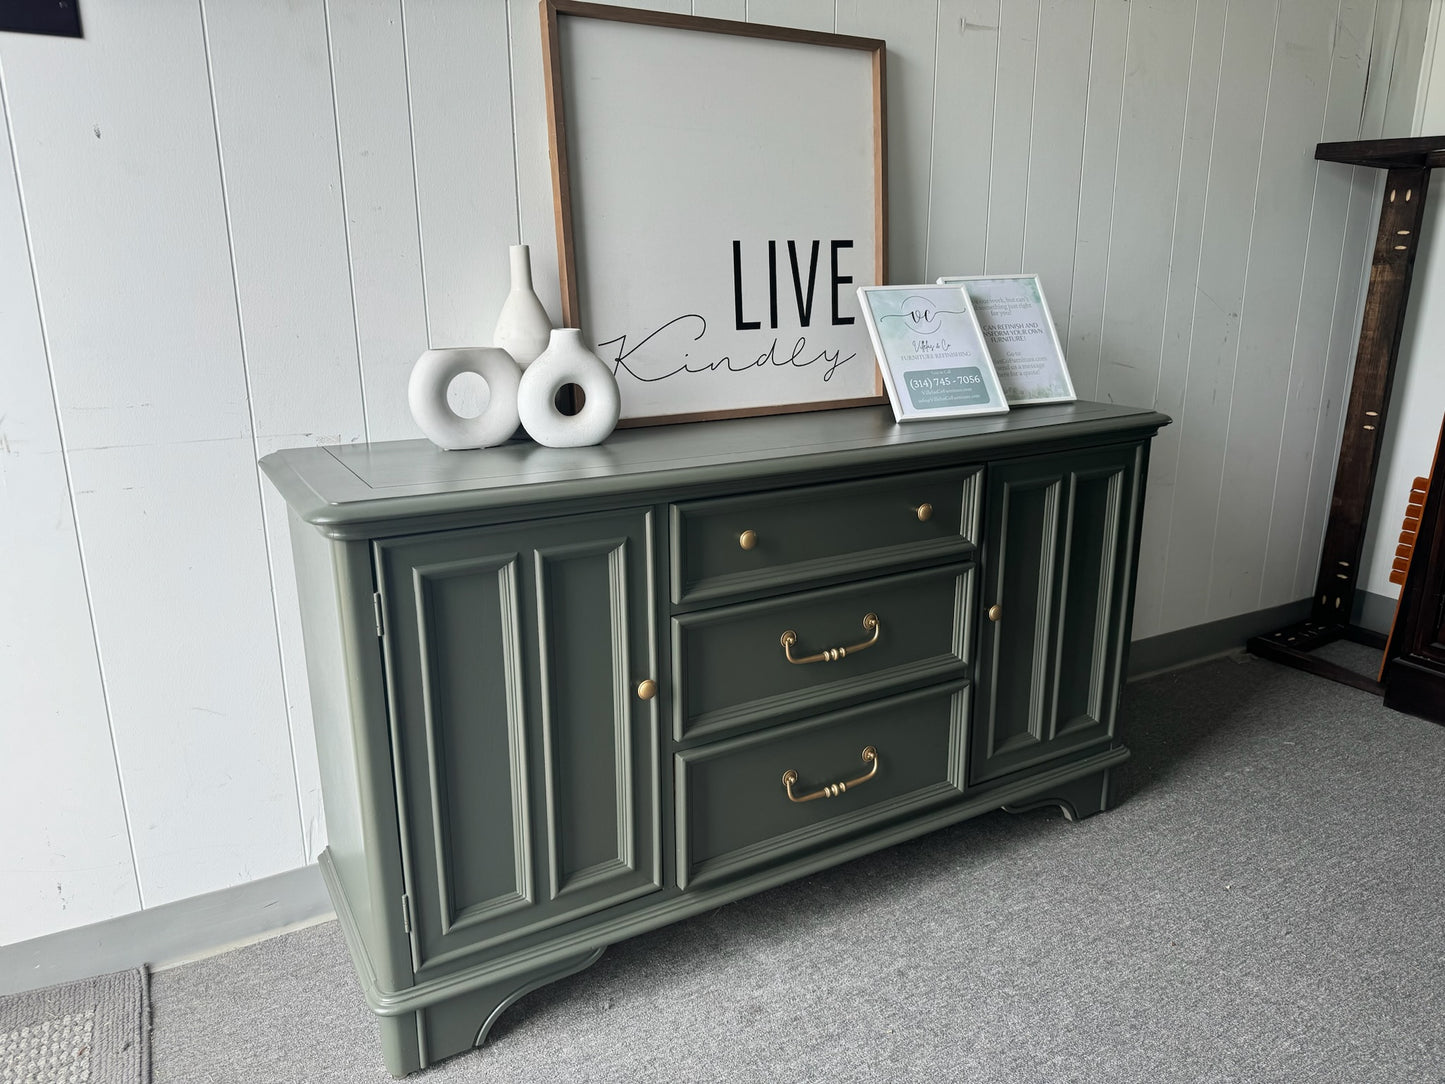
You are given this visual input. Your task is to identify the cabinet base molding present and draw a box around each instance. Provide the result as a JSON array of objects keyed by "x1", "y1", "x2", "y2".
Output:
[
  {"x1": 1001, "y1": 766, "x2": 1112, "y2": 821},
  {"x1": 326, "y1": 748, "x2": 1130, "y2": 1076}
]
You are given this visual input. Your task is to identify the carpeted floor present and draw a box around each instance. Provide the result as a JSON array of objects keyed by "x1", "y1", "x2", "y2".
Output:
[{"x1": 150, "y1": 653, "x2": 1445, "y2": 1083}]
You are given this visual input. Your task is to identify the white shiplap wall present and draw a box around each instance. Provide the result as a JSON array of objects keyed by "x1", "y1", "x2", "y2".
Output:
[{"x1": 0, "y1": 0, "x2": 1427, "y2": 946}]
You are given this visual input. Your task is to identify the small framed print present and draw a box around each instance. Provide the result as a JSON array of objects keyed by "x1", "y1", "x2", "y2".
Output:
[
  {"x1": 856, "y1": 284, "x2": 1010, "y2": 422},
  {"x1": 936, "y1": 274, "x2": 1076, "y2": 405}
]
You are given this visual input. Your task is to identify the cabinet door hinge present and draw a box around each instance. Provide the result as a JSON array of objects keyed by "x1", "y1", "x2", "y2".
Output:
[
  {"x1": 401, "y1": 893, "x2": 413, "y2": 934},
  {"x1": 373, "y1": 592, "x2": 385, "y2": 638}
]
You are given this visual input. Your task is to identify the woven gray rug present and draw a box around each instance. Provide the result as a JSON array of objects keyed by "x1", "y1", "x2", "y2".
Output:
[{"x1": 0, "y1": 969, "x2": 149, "y2": 1084}]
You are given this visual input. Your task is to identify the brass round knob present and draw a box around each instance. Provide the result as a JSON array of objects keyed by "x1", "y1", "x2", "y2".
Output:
[
  {"x1": 914, "y1": 503, "x2": 933, "y2": 522},
  {"x1": 739, "y1": 529, "x2": 758, "y2": 551},
  {"x1": 636, "y1": 679, "x2": 658, "y2": 701},
  {"x1": 987, "y1": 604, "x2": 1003, "y2": 622}
]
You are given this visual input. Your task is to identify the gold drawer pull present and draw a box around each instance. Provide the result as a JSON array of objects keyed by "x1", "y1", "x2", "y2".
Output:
[
  {"x1": 739, "y1": 529, "x2": 758, "y2": 550},
  {"x1": 636, "y1": 679, "x2": 658, "y2": 701},
  {"x1": 914, "y1": 502, "x2": 933, "y2": 522},
  {"x1": 782, "y1": 746, "x2": 878, "y2": 803},
  {"x1": 780, "y1": 613, "x2": 879, "y2": 664}
]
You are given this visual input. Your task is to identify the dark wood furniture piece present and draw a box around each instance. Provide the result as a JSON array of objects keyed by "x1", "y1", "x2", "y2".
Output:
[
  {"x1": 1250, "y1": 136, "x2": 1445, "y2": 691},
  {"x1": 1381, "y1": 413, "x2": 1445, "y2": 723},
  {"x1": 262, "y1": 402, "x2": 1168, "y2": 1076}
]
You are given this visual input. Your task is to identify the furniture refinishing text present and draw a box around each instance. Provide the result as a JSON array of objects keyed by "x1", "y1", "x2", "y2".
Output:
[{"x1": 261, "y1": 402, "x2": 1168, "y2": 1076}]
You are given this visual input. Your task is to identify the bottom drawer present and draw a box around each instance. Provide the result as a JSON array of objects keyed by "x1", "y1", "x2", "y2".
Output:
[{"x1": 675, "y1": 682, "x2": 969, "y2": 888}]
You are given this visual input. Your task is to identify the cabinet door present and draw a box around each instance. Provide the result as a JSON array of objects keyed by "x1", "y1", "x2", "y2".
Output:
[
  {"x1": 374, "y1": 509, "x2": 662, "y2": 974},
  {"x1": 971, "y1": 445, "x2": 1142, "y2": 786}
]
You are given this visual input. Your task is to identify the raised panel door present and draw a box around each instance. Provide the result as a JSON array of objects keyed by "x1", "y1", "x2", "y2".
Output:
[
  {"x1": 374, "y1": 509, "x2": 662, "y2": 974},
  {"x1": 971, "y1": 446, "x2": 1141, "y2": 785}
]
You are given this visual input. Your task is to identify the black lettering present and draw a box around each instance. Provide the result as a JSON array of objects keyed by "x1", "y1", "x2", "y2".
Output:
[
  {"x1": 733, "y1": 240, "x2": 760, "y2": 331},
  {"x1": 831, "y1": 239, "x2": 854, "y2": 325},
  {"x1": 768, "y1": 240, "x2": 778, "y2": 329},
  {"x1": 788, "y1": 240, "x2": 820, "y2": 327}
]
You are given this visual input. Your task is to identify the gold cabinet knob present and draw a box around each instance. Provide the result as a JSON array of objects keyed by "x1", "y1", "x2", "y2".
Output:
[
  {"x1": 987, "y1": 604, "x2": 1003, "y2": 622},
  {"x1": 636, "y1": 679, "x2": 658, "y2": 701},
  {"x1": 739, "y1": 529, "x2": 758, "y2": 551},
  {"x1": 914, "y1": 503, "x2": 933, "y2": 522}
]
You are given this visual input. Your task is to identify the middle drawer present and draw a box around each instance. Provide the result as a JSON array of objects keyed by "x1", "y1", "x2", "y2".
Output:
[{"x1": 670, "y1": 563, "x2": 973, "y2": 743}]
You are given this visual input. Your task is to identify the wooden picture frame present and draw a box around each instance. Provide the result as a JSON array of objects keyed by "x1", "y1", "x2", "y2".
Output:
[
  {"x1": 936, "y1": 274, "x2": 1077, "y2": 406},
  {"x1": 541, "y1": 0, "x2": 888, "y2": 426},
  {"x1": 857, "y1": 284, "x2": 1009, "y2": 422}
]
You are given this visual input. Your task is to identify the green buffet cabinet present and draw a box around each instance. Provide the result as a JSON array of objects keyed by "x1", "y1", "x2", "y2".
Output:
[{"x1": 260, "y1": 401, "x2": 1168, "y2": 1076}]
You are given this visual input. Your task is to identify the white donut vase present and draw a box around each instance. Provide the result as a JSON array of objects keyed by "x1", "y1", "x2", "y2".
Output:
[
  {"x1": 516, "y1": 329, "x2": 621, "y2": 448},
  {"x1": 407, "y1": 347, "x2": 522, "y2": 450}
]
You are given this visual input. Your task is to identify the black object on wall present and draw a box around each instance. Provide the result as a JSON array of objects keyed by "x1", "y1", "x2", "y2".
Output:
[{"x1": 0, "y1": 1, "x2": 83, "y2": 38}]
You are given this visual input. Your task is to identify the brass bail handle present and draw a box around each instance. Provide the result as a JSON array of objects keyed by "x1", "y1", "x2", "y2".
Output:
[
  {"x1": 782, "y1": 746, "x2": 879, "y2": 803},
  {"x1": 779, "y1": 613, "x2": 880, "y2": 665}
]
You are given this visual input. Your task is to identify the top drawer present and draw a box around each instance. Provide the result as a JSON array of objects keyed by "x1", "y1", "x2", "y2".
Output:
[{"x1": 671, "y1": 466, "x2": 980, "y2": 604}]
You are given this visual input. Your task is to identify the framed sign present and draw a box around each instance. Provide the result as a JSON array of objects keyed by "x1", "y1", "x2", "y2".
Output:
[
  {"x1": 936, "y1": 274, "x2": 1076, "y2": 405},
  {"x1": 542, "y1": 0, "x2": 887, "y2": 426},
  {"x1": 856, "y1": 284, "x2": 1009, "y2": 422}
]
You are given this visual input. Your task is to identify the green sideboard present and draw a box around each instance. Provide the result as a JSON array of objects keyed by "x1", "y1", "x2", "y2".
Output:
[{"x1": 261, "y1": 400, "x2": 1169, "y2": 1076}]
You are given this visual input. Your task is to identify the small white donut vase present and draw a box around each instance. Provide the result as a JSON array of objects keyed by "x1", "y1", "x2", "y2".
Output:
[
  {"x1": 407, "y1": 346, "x2": 521, "y2": 450},
  {"x1": 517, "y1": 328, "x2": 621, "y2": 448}
]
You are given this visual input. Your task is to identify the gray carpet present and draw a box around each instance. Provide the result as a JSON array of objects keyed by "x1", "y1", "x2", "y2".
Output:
[
  {"x1": 151, "y1": 654, "x2": 1445, "y2": 1082},
  {"x1": 1, "y1": 969, "x2": 149, "y2": 1084}
]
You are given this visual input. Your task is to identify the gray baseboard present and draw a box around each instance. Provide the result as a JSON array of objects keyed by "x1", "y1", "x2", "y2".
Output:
[
  {"x1": 1127, "y1": 598, "x2": 1314, "y2": 679},
  {"x1": 0, "y1": 863, "x2": 332, "y2": 996}
]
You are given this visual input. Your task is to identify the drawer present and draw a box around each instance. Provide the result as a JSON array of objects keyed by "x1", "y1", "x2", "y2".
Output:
[
  {"x1": 672, "y1": 564, "x2": 973, "y2": 742},
  {"x1": 675, "y1": 682, "x2": 968, "y2": 888},
  {"x1": 670, "y1": 466, "x2": 980, "y2": 604}
]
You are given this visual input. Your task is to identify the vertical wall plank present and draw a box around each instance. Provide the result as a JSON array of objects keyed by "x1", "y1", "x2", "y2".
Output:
[
  {"x1": 983, "y1": 0, "x2": 1041, "y2": 273},
  {"x1": 925, "y1": 0, "x2": 1000, "y2": 280},
  {"x1": 1094, "y1": 0, "x2": 1196, "y2": 413},
  {"x1": 1132, "y1": 0, "x2": 1228, "y2": 638},
  {"x1": 1062, "y1": 0, "x2": 1131, "y2": 401},
  {"x1": 1260, "y1": 3, "x2": 1376, "y2": 608},
  {"x1": 327, "y1": 0, "x2": 429, "y2": 443},
  {"x1": 837, "y1": 0, "x2": 940, "y2": 283},
  {"x1": 405, "y1": 0, "x2": 521, "y2": 347},
  {"x1": 748, "y1": 0, "x2": 834, "y2": 31},
  {"x1": 693, "y1": 0, "x2": 747, "y2": 17},
  {"x1": 1156, "y1": 0, "x2": 1280, "y2": 633},
  {"x1": 202, "y1": 0, "x2": 369, "y2": 861},
  {"x1": 0, "y1": 80, "x2": 140, "y2": 944},
  {"x1": 0, "y1": 0, "x2": 304, "y2": 906},
  {"x1": 1206, "y1": 0, "x2": 1338, "y2": 620},
  {"x1": 509, "y1": 0, "x2": 563, "y2": 324},
  {"x1": 1019, "y1": 0, "x2": 1094, "y2": 342}
]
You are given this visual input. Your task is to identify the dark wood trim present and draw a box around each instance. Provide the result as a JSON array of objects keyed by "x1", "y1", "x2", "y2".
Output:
[
  {"x1": 547, "y1": 0, "x2": 885, "y2": 52},
  {"x1": 540, "y1": 0, "x2": 578, "y2": 329},
  {"x1": 1316, "y1": 135, "x2": 1445, "y2": 168},
  {"x1": 1246, "y1": 622, "x2": 1384, "y2": 695},
  {"x1": 1310, "y1": 166, "x2": 1431, "y2": 625},
  {"x1": 539, "y1": 0, "x2": 888, "y2": 424}
]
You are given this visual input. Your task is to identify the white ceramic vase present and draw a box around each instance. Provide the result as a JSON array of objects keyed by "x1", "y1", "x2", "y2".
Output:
[
  {"x1": 517, "y1": 329, "x2": 621, "y2": 448},
  {"x1": 408, "y1": 347, "x2": 521, "y2": 450},
  {"x1": 492, "y1": 244, "x2": 552, "y2": 369}
]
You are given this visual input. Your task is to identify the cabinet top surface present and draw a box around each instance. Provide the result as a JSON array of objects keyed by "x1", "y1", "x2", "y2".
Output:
[{"x1": 262, "y1": 401, "x2": 1168, "y2": 536}]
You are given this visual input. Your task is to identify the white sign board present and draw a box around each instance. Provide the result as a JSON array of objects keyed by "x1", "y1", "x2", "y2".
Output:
[
  {"x1": 937, "y1": 274, "x2": 1076, "y2": 405},
  {"x1": 545, "y1": 4, "x2": 886, "y2": 425}
]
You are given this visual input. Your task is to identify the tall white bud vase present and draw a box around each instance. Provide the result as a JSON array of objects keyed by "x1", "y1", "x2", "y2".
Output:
[
  {"x1": 517, "y1": 329, "x2": 621, "y2": 448},
  {"x1": 492, "y1": 244, "x2": 552, "y2": 368}
]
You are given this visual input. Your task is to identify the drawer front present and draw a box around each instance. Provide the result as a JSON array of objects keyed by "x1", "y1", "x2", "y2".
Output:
[
  {"x1": 671, "y1": 466, "x2": 980, "y2": 604},
  {"x1": 672, "y1": 564, "x2": 973, "y2": 742},
  {"x1": 675, "y1": 683, "x2": 968, "y2": 888}
]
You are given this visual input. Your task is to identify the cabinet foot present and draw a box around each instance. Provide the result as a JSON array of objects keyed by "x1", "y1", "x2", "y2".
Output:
[
  {"x1": 380, "y1": 947, "x2": 607, "y2": 1077},
  {"x1": 1002, "y1": 767, "x2": 1112, "y2": 821}
]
